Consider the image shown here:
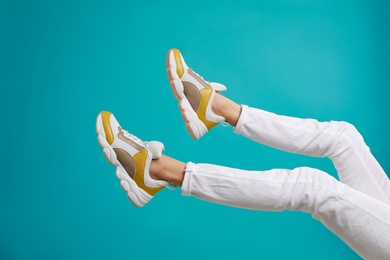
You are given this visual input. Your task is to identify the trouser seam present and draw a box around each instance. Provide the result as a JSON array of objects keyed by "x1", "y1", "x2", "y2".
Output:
[{"x1": 338, "y1": 193, "x2": 390, "y2": 227}]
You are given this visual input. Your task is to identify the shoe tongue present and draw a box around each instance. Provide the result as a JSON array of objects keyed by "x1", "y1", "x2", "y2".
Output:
[
  {"x1": 147, "y1": 141, "x2": 165, "y2": 159},
  {"x1": 210, "y1": 82, "x2": 227, "y2": 92}
]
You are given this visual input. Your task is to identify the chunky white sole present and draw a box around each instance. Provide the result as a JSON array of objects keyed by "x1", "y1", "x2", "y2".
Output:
[
  {"x1": 96, "y1": 113, "x2": 152, "y2": 207},
  {"x1": 166, "y1": 50, "x2": 208, "y2": 140}
]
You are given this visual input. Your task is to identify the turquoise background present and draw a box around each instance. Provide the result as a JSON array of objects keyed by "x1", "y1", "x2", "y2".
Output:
[{"x1": 1, "y1": 0, "x2": 389, "y2": 259}]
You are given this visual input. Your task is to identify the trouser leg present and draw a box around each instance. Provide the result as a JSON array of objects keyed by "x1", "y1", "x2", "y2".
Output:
[
  {"x1": 182, "y1": 162, "x2": 390, "y2": 259},
  {"x1": 234, "y1": 105, "x2": 390, "y2": 204}
]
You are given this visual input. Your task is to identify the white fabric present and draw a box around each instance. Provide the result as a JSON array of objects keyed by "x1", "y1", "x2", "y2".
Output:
[
  {"x1": 147, "y1": 141, "x2": 165, "y2": 159},
  {"x1": 205, "y1": 90, "x2": 225, "y2": 123},
  {"x1": 181, "y1": 105, "x2": 390, "y2": 259},
  {"x1": 210, "y1": 82, "x2": 227, "y2": 92}
]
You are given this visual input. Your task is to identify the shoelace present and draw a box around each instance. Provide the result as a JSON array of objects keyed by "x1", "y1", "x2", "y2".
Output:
[
  {"x1": 192, "y1": 69, "x2": 211, "y2": 85},
  {"x1": 166, "y1": 184, "x2": 177, "y2": 190},
  {"x1": 121, "y1": 129, "x2": 146, "y2": 148}
]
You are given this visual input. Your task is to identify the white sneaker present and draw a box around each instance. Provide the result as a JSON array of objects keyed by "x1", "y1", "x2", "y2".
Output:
[
  {"x1": 96, "y1": 111, "x2": 168, "y2": 207},
  {"x1": 166, "y1": 48, "x2": 226, "y2": 140}
]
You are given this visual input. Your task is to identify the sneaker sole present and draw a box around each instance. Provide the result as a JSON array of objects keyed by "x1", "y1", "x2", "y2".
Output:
[
  {"x1": 166, "y1": 49, "x2": 208, "y2": 140},
  {"x1": 96, "y1": 112, "x2": 152, "y2": 207}
]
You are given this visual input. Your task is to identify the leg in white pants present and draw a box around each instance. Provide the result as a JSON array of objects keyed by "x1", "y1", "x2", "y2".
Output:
[
  {"x1": 234, "y1": 105, "x2": 390, "y2": 204},
  {"x1": 181, "y1": 105, "x2": 390, "y2": 259}
]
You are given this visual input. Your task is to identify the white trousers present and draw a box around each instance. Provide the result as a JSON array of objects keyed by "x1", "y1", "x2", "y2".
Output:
[{"x1": 181, "y1": 105, "x2": 390, "y2": 259}]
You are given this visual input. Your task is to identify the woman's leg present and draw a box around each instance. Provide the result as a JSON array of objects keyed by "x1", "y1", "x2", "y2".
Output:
[
  {"x1": 212, "y1": 94, "x2": 390, "y2": 204},
  {"x1": 150, "y1": 157, "x2": 390, "y2": 259}
]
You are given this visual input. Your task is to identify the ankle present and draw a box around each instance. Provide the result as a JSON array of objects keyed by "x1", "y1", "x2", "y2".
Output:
[
  {"x1": 211, "y1": 93, "x2": 227, "y2": 117},
  {"x1": 211, "y1": 93, "x2": 241, "y2": 126},
  {"x1": 149, "y1": 155, "x2": 186, "y2": 187},
  {"x1": 149, "y1": 158, "x2": 167, "y2": 180}
]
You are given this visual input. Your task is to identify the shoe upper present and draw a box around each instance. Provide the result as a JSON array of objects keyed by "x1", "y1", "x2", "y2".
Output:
[
  {"x1": 99, "y1": 111, "x2": 168, "y2": 196},
  {"x1": 170, "y1": 49, "x2": 226, "y2": 130}
]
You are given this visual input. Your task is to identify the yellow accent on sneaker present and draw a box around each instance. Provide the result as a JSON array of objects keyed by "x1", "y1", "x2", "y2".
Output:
[
  {"x1": 197, "y1": 88, "x2": 218, "y2": 130},
  {"x1": 173, "y1": 48, "x2": 184, "y2": 78},
  {"x1": 101, "y1": 111, "x2": 114, "y2": 145},
  {"x1": 133, "y1": 149, "x2": 164, "y2": 196}
]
